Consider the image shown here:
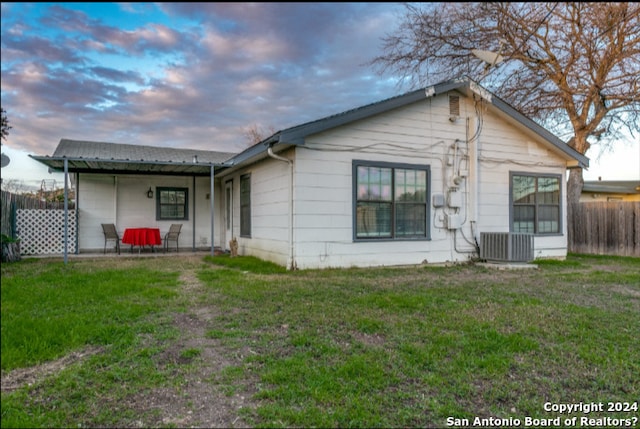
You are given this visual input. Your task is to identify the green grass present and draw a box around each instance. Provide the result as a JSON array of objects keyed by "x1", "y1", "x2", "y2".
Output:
[
  {"x1": 1, "y1": 262, "x2": 179, "y2": 371},
  {"x1": 203, "y1": 254, "x2": 287, "y2": 274},
  {"x1": 1, "y1": 257, "x2": 190, "y2": 428},
  {"x1": 2, "y1": 253, "x2": 639, "y2": 428},
  {"x1": 198, "y1": 253, "x2": 640, "y2": 427}
]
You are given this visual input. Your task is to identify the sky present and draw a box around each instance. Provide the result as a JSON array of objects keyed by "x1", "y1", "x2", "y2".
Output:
[{"x1": 1, "y1": 2, "x2": 638, "y2": 192}]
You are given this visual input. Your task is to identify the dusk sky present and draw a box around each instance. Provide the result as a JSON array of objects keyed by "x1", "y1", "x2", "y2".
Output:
[{"x1": 1, "y1": 2, "x2": 638, "y2": 190}]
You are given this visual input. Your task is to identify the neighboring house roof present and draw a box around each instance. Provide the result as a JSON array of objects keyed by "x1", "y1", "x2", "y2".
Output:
[
  {"x1": 582, "y1": 180, "x2": 640, "y2": 195},
  {"x1": 229, "y1": 76, "x2": 589, "y2": 169},
  {"x1": 31, "y1": 139, "x2": 237, "y2": 176}
]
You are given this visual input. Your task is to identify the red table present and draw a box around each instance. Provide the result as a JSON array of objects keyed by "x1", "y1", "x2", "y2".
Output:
[{"x1": 122, "y1": 228, "x2": 162, "y2": 253}]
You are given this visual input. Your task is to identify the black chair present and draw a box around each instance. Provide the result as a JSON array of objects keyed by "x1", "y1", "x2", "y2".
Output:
[
  {"x1": 101, "y1": 223, "x2": 121, "y2": 255},
  {"x1": 163, "y1": 224, "x2": 182, "y2": 253}
]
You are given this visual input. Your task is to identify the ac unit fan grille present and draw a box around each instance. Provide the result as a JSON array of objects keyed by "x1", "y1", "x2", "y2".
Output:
[{"x1": 480, "y1": 232, "x2": 534, "y2": 262}]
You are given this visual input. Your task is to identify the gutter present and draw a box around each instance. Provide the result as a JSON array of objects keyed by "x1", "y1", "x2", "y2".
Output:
[{"x1": 267, "y1": 144, "x2": 296, "y2": 270}]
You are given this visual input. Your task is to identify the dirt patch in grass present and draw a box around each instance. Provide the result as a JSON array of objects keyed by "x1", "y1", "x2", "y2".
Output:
[
  {"x1": 132, "y1": 308, "x2": 258, "y2": 428},
  {"x1": 120, "y1": 265, "x2": 259, "y2": 428},
  {"x1": 2, "y1": 258, "x2": 259, "y2": 428},
  {"x1": 610, "y1": 284, "x2": 640, "y2": 298},
  {"x1": 1, "y1": 346, "x2": 103, "y2": 393},
  {"x1": 351, "y1": 331, "x2": 386, "y2": 348}
]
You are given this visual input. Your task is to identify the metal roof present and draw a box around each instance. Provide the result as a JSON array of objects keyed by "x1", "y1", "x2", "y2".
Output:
[
  {"x1": 237, "y1": 76, "x2": 588, "y2": 169},
  {"x1": 31, "y1": 139, "x2": 237, "y2": 176}
]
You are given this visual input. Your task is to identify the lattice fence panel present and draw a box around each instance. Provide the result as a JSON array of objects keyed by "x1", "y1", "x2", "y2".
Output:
[{"x1": 16, "y1": 209, "x2": 77, "y2": 255}]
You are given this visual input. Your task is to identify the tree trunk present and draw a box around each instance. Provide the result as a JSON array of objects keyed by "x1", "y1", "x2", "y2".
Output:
[
  {"x1": 566, "y1": 133, "x2": 588, "y2": 207},
  {"x1": 1, "y1": 241, "x2": 21, "y2": 263},
  {"x1": 567, "y1": 168, "x2": 584, "y2": 207}
]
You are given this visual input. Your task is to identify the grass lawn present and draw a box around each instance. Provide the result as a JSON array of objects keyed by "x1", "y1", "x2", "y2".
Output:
[{"x1": 1, "y1": 253, "x2": 639, "y2": 428}]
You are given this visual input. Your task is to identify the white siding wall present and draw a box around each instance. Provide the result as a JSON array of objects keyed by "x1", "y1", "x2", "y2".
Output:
[
  {"x1": 78, "y1": 175, "x2": 117, "y2": 251},
  {"x1": 288, "y1": 92, "x2": 570, "y2": 268},
  {"x1": 77, "y1": 173, "x2": 222, "y2": 252},
  {"x1": 474, "y1": 107, "x2": 569, "y2": 259},
  {"x1": 221, "y1": 155, "x2": 291, "y2": 266}
]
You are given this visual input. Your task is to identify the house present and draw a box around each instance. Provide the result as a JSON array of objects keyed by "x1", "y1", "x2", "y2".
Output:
[
  {"x1": 580, "y1": 180, "x2": 640, "y2": 202},
  {"x1": 32, "y1": 77, "x2": 588, "y2": 269}
]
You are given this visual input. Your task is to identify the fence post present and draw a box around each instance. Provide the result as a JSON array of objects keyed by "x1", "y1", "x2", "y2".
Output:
[{"x1": 9, "y1": 198, "x2": 18, "y2": 240}]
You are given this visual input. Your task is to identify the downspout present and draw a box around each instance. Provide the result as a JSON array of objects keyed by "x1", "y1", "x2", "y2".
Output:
[
  {"x1": 468, "y1": 103, "x2": 480, "y2": 254},
  {"x1": 267, "y1": 144, "x2": 295, "y2": 270}
]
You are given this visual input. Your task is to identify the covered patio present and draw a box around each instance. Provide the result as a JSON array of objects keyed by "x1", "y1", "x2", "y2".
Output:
[{"x1": 31, "y1": 139, "x2": 237, "y2": 264}]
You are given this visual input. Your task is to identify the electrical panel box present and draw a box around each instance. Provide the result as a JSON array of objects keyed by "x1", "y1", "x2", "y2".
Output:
[
  {"x1": 446, "y1": 214, "x2": 463, "y2": 230},
  {"x1": 432, "y1": 193, "x2": 445, "y2": 208},
  {"x1": 448, "y1": 189, "x2": 462, "y2": 208}
]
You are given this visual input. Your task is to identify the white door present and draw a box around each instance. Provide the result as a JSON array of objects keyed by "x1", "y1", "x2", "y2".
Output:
[{"x1": 224, "y1": 180, "x2": 233, "y2": 250}]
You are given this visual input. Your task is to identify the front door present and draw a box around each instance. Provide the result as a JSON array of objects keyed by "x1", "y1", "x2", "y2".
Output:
[{"x1": 224, "y1": 180, "x2": 233, "y2": 251}]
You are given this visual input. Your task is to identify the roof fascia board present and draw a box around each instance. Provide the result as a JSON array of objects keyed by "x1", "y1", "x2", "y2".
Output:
[
  {"x1": 63, "y1": 168, "x2": 217, "y2": 177},
  {"x1": 424, "y1": 78, "x2": 469, "y2": 98},
  {"x1": 30, "y1": 155, "x2": 227, "y2": 168},
  {"x1": 487, "y1": 97, "x2": 589, "y2": 168},
  {"x1": 223, "y1": 138, "x2": 279, "y2": 167}
]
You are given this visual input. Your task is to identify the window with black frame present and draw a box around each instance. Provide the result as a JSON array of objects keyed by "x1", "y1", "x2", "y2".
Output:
[
  {"x1": 354, "y1": 161, "x2": 429, "y2": 240},
  {"x1": 240, "y1": 174, "x2": 251, "y2": 237},
  {"x1": 156, "y1": 187, "x2": 188, "y2": 220},
  {"x1": 511, "y1": 173, "x2": 561, "y2": 234}
]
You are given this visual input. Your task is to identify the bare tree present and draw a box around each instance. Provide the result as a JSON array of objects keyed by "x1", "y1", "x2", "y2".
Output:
[
  {"x1": 243, "y1": 123, "x2": 277, "y2": 146},
  {"x1": 371, "y1": 2, "x2": 640, "y2": 204},
  {"x1": 1, "y1": 107, "x2": 11, "y2": 142},
  {"x1": 1, "y1": 179, "x2": 29, "y2": 194}
]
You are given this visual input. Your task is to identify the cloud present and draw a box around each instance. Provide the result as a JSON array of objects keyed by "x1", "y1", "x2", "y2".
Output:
[{"x1": 1, "y1": 2, "x2": 404, "y2": 160}]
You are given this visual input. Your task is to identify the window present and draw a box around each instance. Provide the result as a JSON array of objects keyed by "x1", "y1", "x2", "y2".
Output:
[
  {"x1": 353, "y1": 161, "x2": 429, "y2": 240},
  {"x1": 240, "y1": 174, "x2": 251, "y2": 237},
  {"x1": 225, "y1": 182, "x2": 232, "y2": 230},
  {"x1": 511, "y1": 173, "x2": 561, "y2": 234},
  {"x1": 156, "y1": 187, "x2": 188, "y2": 220}
]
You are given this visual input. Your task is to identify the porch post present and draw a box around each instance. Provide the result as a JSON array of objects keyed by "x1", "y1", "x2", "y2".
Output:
[
  {"x1": 63, "y1": 158, "x2": 69, "y2": 265},
  {"x1": 210, "y1": 165, "x2": 215, "y2": 256}
]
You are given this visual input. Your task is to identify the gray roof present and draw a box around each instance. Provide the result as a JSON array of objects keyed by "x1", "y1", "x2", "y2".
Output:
[
  {"x1": 32, "y1": 139, "x2": 237, "y2": 176},
  {"x1": 230, "y1": 76, "x2": 589, "y2": 169},
  {"x1": 583, "y1": 180, "x2": 640, "y2": 194}
]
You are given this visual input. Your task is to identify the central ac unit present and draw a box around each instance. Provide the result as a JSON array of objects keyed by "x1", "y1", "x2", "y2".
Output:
[{"x1": 480, "y1": 232, "x2": 534, "y2": 263}]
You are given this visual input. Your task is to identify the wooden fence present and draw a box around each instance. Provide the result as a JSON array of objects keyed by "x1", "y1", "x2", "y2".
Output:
[
  {"x1": 568, "y1": 202, "x2": 640, "y2": 257},
  {"x1": 1, "y1": 190, "x2": 74, "y2": 238}
]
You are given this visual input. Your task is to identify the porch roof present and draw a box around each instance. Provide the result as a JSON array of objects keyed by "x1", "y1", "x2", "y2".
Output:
[{"x1": 31, "y1": 139, "x2": 237, "y2": 176}]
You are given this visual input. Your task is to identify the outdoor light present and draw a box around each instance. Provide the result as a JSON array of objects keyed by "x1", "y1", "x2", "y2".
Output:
[{"x1": 147, "y1": 187, "x2": 154, "y2": 199}]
